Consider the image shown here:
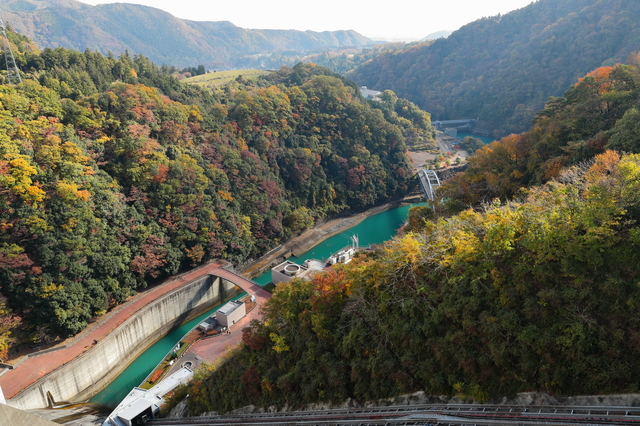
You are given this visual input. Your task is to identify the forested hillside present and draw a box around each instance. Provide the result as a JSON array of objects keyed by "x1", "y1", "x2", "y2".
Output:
[
  {"x1": 165, "y1": 60, "x2": 640, "y2": 415},
  {"x1": 348, "y1": 0, "x2": 640, "y2": 136},
  {"x1": 0, "y1": 29, "x2": 435, "y2": 356},
  {"x1": 0, "y1": 0, "x2": 375, "y2": 69},
  {"x1": 171, "y1": 150, "x2": 640, "y2": 414},
  {"x1": 234, "y1": 43, "x2": 409, "y2": 76},
  {"x1": 440, "y1": 61, "x2": 640, "y2": 207}
]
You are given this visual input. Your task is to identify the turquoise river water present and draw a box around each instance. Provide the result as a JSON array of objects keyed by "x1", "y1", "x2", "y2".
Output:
[
  {"x1": 253, "y1": 204, "x2": 419, "y2": 285},
  {"x1": 91, "y1": 203, "x2": 419, "y2": 408},
  {"x1": 91, "y1": 294, "x2": 244, "y2": 408},
  {"x1": 457, "y1": 131, "x2": 495, "y2": 145}
]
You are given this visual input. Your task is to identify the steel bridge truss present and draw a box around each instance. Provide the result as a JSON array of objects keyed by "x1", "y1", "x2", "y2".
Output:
[
  {"x1": 418, "y1": 169, "x2": 441, "y2": 200},
  {"x1": 0, "y1": 17, "x2": 21, "y2": 84}
]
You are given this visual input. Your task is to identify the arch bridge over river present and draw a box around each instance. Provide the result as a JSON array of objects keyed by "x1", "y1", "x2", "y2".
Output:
[{"x1": 417, "y1": 169, "x2": 441, "y2": 200}]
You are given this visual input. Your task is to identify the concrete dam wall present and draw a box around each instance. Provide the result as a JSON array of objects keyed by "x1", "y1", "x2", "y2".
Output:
[{"x1": 8, "y1": 274, "x2": 241, "y2": 410}]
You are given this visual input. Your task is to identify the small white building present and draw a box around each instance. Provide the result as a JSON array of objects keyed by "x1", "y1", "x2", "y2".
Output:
[
  {"x1": 272, "y1": 236, "x2": 360, "y2": 285},
  {"x1": 326, "y1": 235, "x2": 360, "y2": 265},
  {"x1": 326, "y1": 246, "x2": 357, "y2": 265},
  {"x1": 360, "y1": 86, "x2": 382, "y2": 101},
  {"x1": 197, "y1": 316, "x2": 218, "y2": 333},
  {"x1": 103, "y1": 367, "x2": 193, "y2": 426},
  {"x1": 216, "y1": 300, "x2": 246, "y2": 327}
]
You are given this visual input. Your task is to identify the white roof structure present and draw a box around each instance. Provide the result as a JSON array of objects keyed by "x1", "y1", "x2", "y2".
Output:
[
  {"x1": 117, "y1": 398, "x2": 154, "y2": 423},
  {"x1": 360, "y1": 86, "x2": 382, "y2": 100},
  {"x1": 103, "y1": 367, "x2": 193, "y2": 426},
  {"x1": 217, "y1": 300, "x2": 243, "y2": 316}
]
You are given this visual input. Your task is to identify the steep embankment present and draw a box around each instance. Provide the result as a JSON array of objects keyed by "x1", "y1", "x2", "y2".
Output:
[
  {"x1": 349, "y1": 0, "x2": 640, "y2": 136},
  {"x1": 169, "y1": 150, "x2": 640, "y2": 415},
  {"x1": 2, "y1": 263, "x2": 242, "y2": 410},
  {"x1": 439, "y1": 62, "x2": 640, "y2": 206}
]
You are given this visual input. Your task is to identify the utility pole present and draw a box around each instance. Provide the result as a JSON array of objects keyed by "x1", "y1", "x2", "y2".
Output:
[{"x1": 0, "y1": 18, "x2": 21, "y2": 84}]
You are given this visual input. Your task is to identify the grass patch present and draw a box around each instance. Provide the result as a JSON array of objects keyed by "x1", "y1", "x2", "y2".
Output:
[
  {"x1": 184, "y1": 69, "x2": 269, "y2": 88},
  {"x1": 141, "y1": 341, "x2": 188, "y2": 389}
]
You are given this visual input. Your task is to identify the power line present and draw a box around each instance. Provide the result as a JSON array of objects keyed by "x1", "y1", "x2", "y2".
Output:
[{"x1": 0, "y1": 18, "x2": 21, "y2": 84}]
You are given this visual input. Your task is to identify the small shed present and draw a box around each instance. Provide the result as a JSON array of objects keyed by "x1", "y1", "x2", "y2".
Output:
[
  {"x1": 197, "y1": 317, "x2": 218, "y2": 333},
  {"x1": 216, "y1": 300, "x2": 246, "y2": 327}
]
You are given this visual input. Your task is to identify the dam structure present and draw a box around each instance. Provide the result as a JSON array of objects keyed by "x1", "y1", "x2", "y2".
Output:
[{"x1": 0, "y1": 261, "x2": 258, "y2": 410}]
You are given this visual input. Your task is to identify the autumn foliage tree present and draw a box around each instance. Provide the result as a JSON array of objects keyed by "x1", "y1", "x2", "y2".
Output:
[
  {"x1": 440, "y1": 63, "x2": 640, "y2": 207},
  {"x1": 171, "y1": 152, "x2": 640, "y2": 414},
  {"x1": 0, "y1": 38, "x2": 421, "y2": 344}
]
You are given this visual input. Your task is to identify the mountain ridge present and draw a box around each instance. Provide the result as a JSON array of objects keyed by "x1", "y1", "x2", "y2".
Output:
[
  {"x1": 348, "y1": 0, "x2": 640, "y2": 136},
  {"x1": 0, "y1": 0, "x2": 376, "y2": 68}
]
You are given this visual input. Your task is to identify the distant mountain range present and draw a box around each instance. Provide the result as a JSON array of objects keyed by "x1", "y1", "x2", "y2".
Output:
[
  {"x1": 0, "y1": 0, "x2": 376, "y2": 68},
  {"x1": 348, "y1": 0, "x2": 640, "y2": 136},
  {"x1": 421, "y1": 30, "x2": 452, "y2": 41}
]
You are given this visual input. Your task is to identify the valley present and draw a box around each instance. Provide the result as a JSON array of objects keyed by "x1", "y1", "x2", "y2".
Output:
[{"x1": 1, "y1": 0, "x2": 640, "y2": 423}]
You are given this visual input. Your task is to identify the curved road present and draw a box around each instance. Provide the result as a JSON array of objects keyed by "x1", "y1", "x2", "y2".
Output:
[{"x1": 0, "y1": 261, "x2": 270, "y2": 402}]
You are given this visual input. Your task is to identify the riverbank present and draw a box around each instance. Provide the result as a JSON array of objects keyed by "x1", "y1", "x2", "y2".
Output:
[{"x1": 238, "y1": 194, "x2": 423, "y2": 279}]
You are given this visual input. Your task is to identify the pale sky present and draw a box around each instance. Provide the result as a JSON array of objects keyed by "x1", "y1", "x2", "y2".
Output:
[{"x1": 80, "y1": 0, "x2": 536, "y2": 41}]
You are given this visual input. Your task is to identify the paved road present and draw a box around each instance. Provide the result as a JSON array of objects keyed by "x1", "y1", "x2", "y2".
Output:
[
  {"x1": 187, "y1": 269, "x2": 272, "y2": 363},
  {"x1": 149, "y1": 403, "x2": 640, "y2": 425},
  {"x1": 0, "y1": 261, "x2": 229, "y2": 400}
]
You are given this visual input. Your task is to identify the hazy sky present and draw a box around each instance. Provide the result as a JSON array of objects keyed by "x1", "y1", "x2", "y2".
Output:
[{"x1": 80, "y1": 0, "x2": 535, "y2": 41}]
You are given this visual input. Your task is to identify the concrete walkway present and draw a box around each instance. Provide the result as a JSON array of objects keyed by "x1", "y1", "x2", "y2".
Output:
[
  {"x1": 162, "y1": 270, "x2": 273, "y2": 377},
  {"x1": 187, "y1": 269, "x2": 272, "y2": 363},
  {"x1": 0, "y1": 261, "x2": 226, "y2": 400},
  {"x1": 188, "y1": 284, "x2": 271, "y2": 364}
]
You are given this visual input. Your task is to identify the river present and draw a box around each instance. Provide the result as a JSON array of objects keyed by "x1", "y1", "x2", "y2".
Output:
[
  {"x1": 91, "y1": 203, "x2": 420, "y2": 408},
  {"x1": 90, "y1": 294, "x2": 245, "y2": 408},
  {"x1": 457, "y1": 131, "x2": 495, "y2": 145}
]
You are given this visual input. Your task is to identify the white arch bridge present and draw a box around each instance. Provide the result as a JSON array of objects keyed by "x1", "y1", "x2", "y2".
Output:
[{"x1": 417, "y1": 169, "x2": 441, "y2": 200}]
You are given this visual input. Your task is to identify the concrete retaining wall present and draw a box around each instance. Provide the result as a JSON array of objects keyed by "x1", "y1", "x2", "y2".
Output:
[
  {"x1": 8, "y1": 274, "x2": 241, "y2": 410},
  {"x1": 436, "y1": 163, "x2": 469, "y2": 181}
]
